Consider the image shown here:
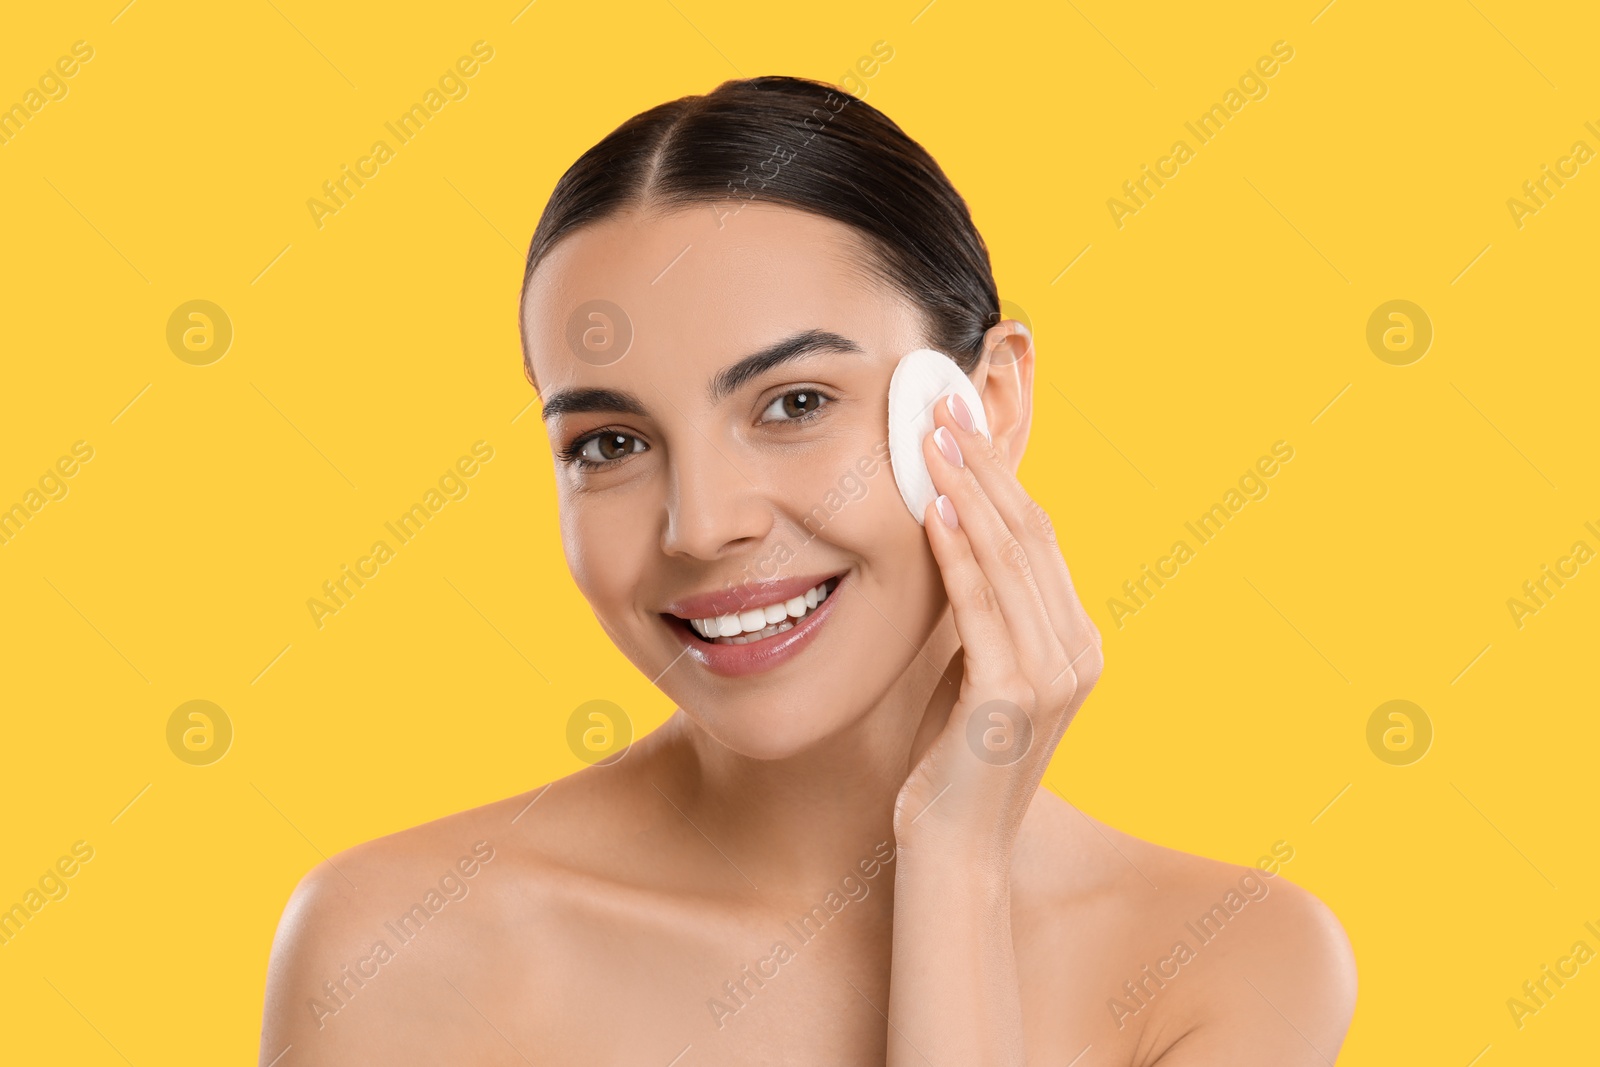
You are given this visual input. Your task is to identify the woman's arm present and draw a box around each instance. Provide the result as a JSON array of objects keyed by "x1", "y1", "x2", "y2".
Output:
[
  {"x1": 885, "y1": 374, "x2": 1103, "y2": 1063},
  {"x1": 886, "y1": 846, "x2": 1026, "y2": 1064}
]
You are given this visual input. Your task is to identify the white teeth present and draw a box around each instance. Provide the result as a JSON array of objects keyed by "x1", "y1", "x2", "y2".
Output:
[{"x1": 686, "y1": 579, "x2": 836, "y2": 641}]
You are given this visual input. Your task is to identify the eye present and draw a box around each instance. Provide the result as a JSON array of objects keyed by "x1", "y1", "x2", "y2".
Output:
[
  {"x1": 759, "y1": 388, "x2": 833, "y2": 424},
  {"x1": 562, "y1": 429, "x2": 647, "y2": 470}
]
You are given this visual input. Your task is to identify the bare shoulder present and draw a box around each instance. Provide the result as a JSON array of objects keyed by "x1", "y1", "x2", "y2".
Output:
[
  {"x1": 256, "y1": 750, "x2": 670, "y2": 1066},
  {"x1": 256, "y1": 784, "x2": 546, "y2": 1065},
  {"x1": 1016, "y1": 790, "x2": 1356, "y2": 1065}
]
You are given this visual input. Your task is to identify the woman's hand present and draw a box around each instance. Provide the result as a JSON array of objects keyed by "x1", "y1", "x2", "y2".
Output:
[{"x1": 891, "y1": 386, "x2": 1104, "y2": 866}]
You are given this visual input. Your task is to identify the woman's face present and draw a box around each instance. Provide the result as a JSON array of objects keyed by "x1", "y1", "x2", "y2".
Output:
[{"x1": 523, "y1": 202, "x2": 962, "y2": 759}]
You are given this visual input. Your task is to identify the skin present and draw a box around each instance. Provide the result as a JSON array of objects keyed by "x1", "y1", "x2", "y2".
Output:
[{"x1": 259, "y1": 201, "x2": 1357, "y2": 1065}]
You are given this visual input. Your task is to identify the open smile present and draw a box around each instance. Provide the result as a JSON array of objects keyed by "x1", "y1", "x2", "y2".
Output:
[{"x1": 660, "y1": 571, "x2": 847, "y2": 677}]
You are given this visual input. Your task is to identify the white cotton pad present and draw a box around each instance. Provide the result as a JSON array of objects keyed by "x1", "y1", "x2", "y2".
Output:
[{"x1": 886, "y1": 348, "x2": 990, "y2": 525}]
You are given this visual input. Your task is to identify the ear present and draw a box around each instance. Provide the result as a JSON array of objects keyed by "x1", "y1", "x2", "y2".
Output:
[{"x1": 971, "y1": 320, "x2": 1033, "y2": 475}]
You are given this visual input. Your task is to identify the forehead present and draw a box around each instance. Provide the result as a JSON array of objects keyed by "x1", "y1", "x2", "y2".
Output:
[{"x1": 521, "y1": 203, "x2": 920, "y2": 388}]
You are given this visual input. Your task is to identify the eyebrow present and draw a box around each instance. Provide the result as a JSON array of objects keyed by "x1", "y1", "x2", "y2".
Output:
[{"x1": 539, "y1": 328, "x2": 864, "y2": 423}]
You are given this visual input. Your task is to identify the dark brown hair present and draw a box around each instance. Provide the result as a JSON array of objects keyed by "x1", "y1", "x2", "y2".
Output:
[{"x1": 519, "y1": 75, "x2": 999, "y2": 381}]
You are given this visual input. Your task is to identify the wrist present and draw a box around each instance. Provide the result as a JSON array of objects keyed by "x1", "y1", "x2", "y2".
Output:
[{"x1": 892, "y1": 837, "x2": 1013, "y2": 896}]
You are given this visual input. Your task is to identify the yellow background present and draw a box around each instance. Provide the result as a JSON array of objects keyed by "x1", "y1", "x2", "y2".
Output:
[{"x1": 1, "y1": 0, "x2": 1596, "y2": 1062}]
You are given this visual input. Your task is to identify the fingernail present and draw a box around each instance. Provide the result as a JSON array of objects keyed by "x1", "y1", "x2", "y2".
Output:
[
  {"x1": 934, "y1": 425, "x2": 963, "y2": 468},
  {"x1": 946, "y1": 392, "x2": 976, "y2": 434},
  {"x1": 935, "y1": 494, "x2": 958, "y2": 528}
]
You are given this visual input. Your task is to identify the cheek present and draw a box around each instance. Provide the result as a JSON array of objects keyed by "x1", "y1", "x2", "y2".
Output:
[
  {"x1": 772, "y1": 438, "x2": 906, "y2": 545},
  {"x1": 561, "y1": 495, "x2": 649, "y2": 607},
  {"x1": 793, "y1": 446, "x2": 938, "y2": 592}
]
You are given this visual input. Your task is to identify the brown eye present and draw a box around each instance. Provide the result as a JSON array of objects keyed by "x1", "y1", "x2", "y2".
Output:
[
  {"x1": 570, "y1": 431, "x2": 645, "y2": 468},
  {"x1": 761, "y1": 389, "x2": 831, "y2": 423},
  {"x1": 595, "y1": 433, "x2": 631, "y2": 460}
]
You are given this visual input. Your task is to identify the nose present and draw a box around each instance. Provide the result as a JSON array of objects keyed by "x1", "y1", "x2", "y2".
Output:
[{"x1": 659, "y1": 435, "x2": 774, "y2": 561}]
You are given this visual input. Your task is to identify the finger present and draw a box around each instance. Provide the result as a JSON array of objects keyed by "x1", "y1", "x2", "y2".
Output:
[
  {"x1": 920, "y1": 492, "x2": 1020, "y2": 694},
  {"x1": 922, "y1": 421, "x2": 1063, "y2": 677},
  {"x1": 933, "y1": 390, "x2": 1101, "y2": 677}
]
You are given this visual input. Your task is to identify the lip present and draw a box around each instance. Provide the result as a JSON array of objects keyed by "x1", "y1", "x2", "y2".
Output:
[
  {"x1": 664, "y1": 571, "x2": 847, "y2": 678},
  {"x1": 660, "y1": 569, "x2": 846, "y2": 620}
]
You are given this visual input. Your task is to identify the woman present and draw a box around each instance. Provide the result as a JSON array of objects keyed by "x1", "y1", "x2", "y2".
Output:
[{"x1": 260, "y1": 75, "x2": 1356, "y2": 1065}]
